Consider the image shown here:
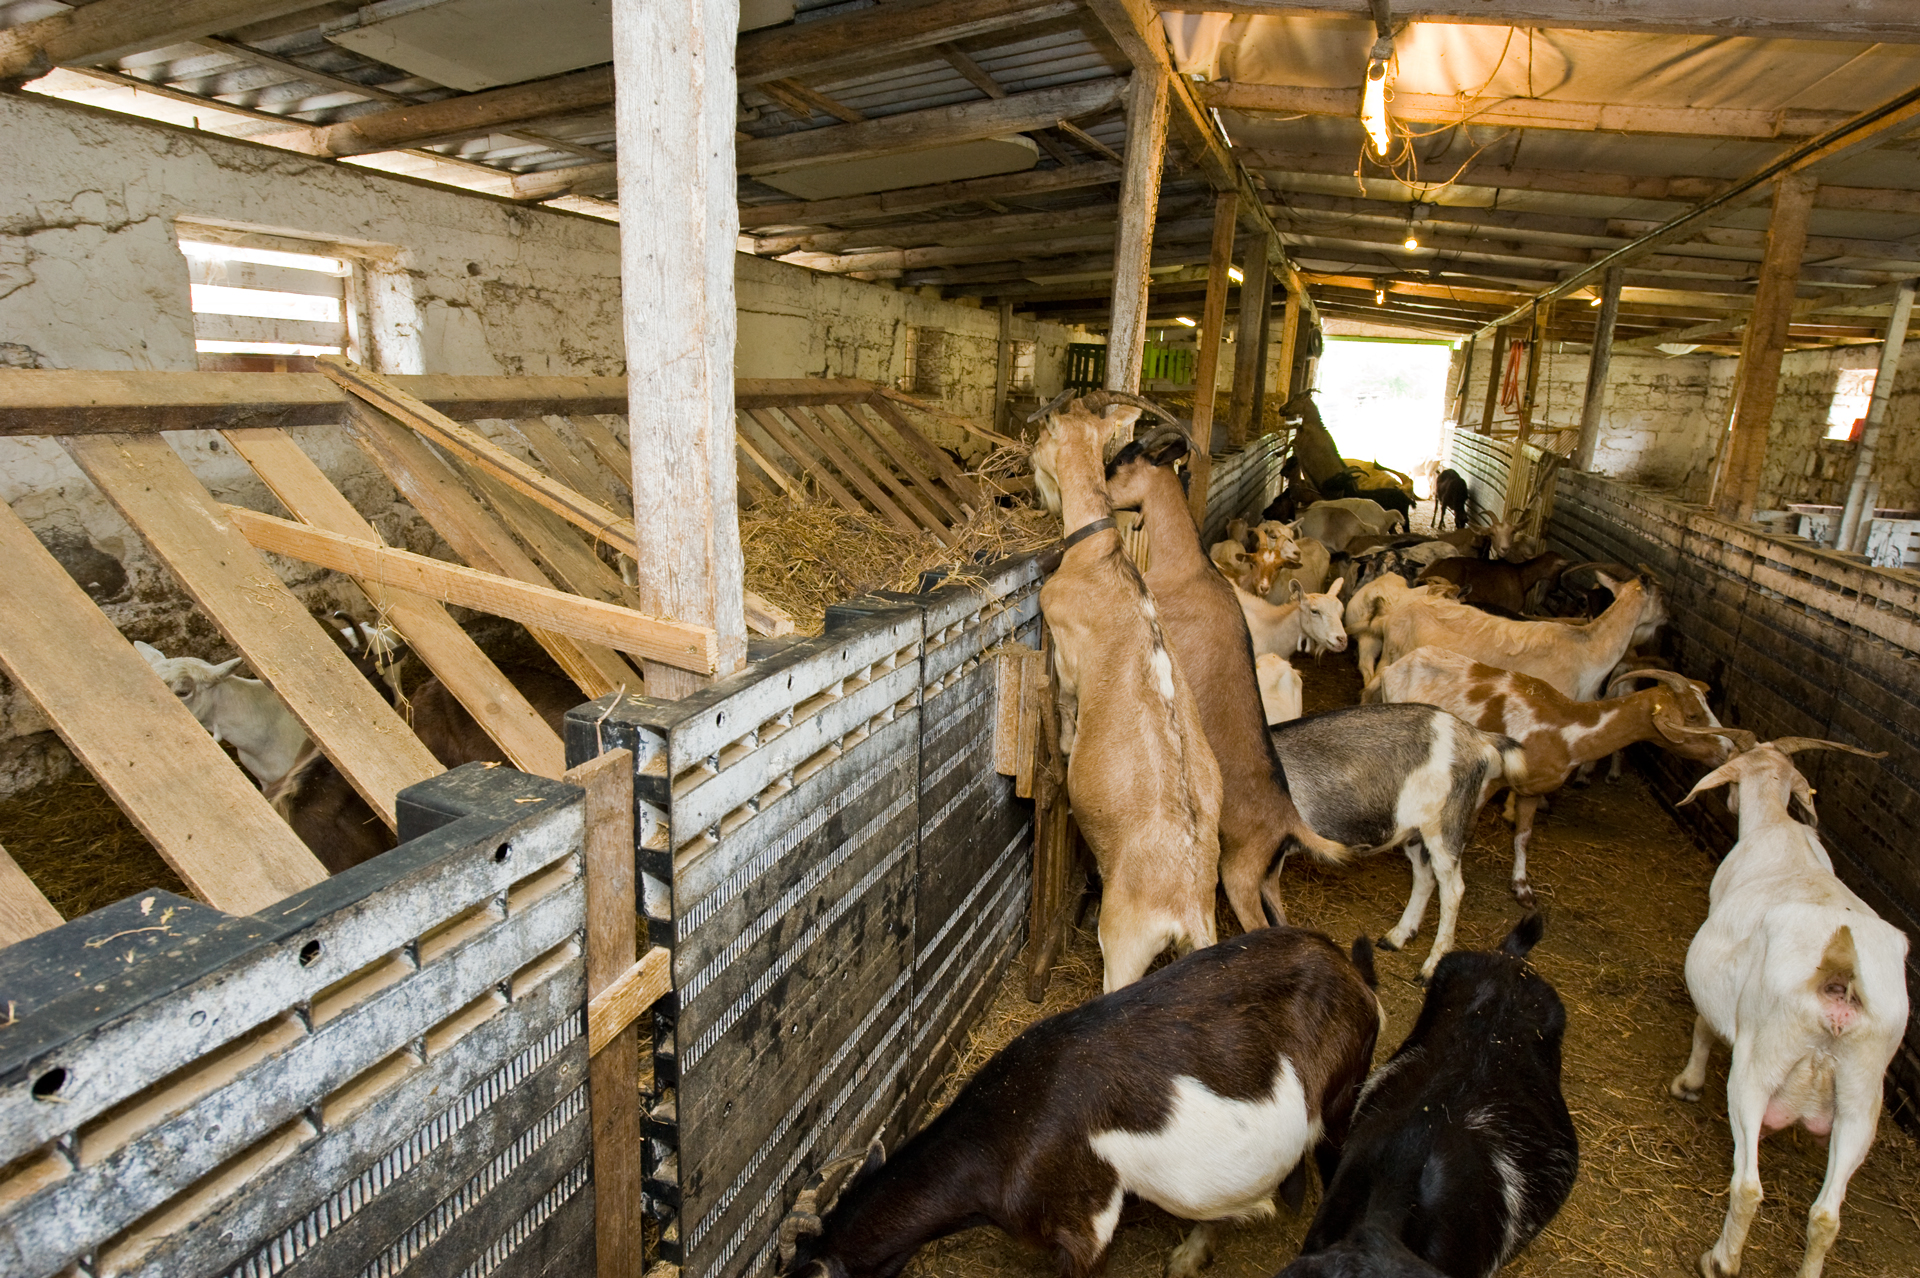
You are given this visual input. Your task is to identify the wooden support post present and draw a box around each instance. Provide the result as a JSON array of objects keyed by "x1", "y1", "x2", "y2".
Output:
[
  {"x1": 1480, "y1": 325, "x2": 1510, "y2": 434},
  {"x1": 1713, "y1": 173, "x2": 1819, "y2": 522},
  {"x1": 1450, "y1": 336, "x2": 1475, "y2": 428},
  {"x1": 1249, "y1": 286, "x2": 1276, "y2": 436},
  {"x1": 993, "y1": 301, "x2": 1013, "y2": 435},
  {"x1": 1502, "y1": 304, "x2": 1551, "y2": 522},
  {"x1": 613, "y1": 0, "x2": 749, "y2": 697},
  {"x1": 0, "y1": 844, "x2": 63, "y2": 949},
  {"x1": 1574, "y1": 266, "x2": 1624, "y2": 472},
  {"x1": 566, "y1": 749, "x2": 647, "y2": 1278},
  {"x1": 1105, "y1": 67, "x2": 1171, "y2": 394},
  {"x1": 0, "y1": 500, "x2": 325, "y2": 913},
  {"x1": 1274, "y1": 289, "x2": 1303, "y2": 406},
  {"x1": 1229, "y1": 234, "x2": 1273, "y2": 447},
  {"x1": 1835, "y1": 278, "x2": 1918, "y2": 552},
  {"x1": 1186, "y1": 191, "x2": 1239, "y2": 524}
]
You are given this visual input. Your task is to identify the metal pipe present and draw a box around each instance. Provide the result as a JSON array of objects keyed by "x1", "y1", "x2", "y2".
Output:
[{"x1": 1835, "y1": 278, "x2": 1917, "y2": 552}]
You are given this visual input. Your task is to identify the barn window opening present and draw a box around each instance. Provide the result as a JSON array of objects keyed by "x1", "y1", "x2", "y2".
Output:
[
  {"x1": 181, "y1": 239, "x2": 357, "y2": 370},
  {"x1": 1011, "y1": 340, "x2": 1037, "y2": 392},
  {"x1": 1825, "y1": 368, "x2": 1876, "y2": 441}
]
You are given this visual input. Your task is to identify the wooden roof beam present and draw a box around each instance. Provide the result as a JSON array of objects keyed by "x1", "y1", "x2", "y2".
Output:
[
  {"x1": 0, "y1": 0, "x2": 319, "y2": 85},
  {"x1": 778, "y1": 214, "x2": 1216, "y2": 273},
  {"x1": 1148, "y1": 0, "x2": 1920, "y2": 43},
  {"x1": 1239, "y1": 149, "x2": 1920, "y2": 216},
  {"x1": 746, "y1": 191, "x2": 1209, "y2": 255},
  {"x1": 253, "y1": 64, "x2": 615, "y2": 157},
  {"x1": 739, "y1": 162, "x2": 1122, "y2": 229},
  {"x1": 1206, "y1": 82, "x2": 1853, "y2": 142},
  {"x1": 738, "y1": 79, "x2": 1127, "y2": 176}
]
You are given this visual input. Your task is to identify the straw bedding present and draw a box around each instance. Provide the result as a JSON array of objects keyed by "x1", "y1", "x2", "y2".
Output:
[{"x1": 905, "y1": 657, "x2": 1920, "y2": 1278}]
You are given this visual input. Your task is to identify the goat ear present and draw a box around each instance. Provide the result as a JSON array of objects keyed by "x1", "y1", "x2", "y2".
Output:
[
  {"x1": 1326, "y1": 577, "x2": 1345, "y2": 599},
  {"x1": 1790, "y1": 772, "x2": 1819, "y2": 826},
  {"x1": 209, "y1": 657, "x2": 246, "y2": 681},
  {"x1": 133, "y1": 640, "x2": 165, "y2": 663},
  {"x1": 1288, "y1": 580, "x2": 1304, "y2": 602},
  {"x1": 1679, "y1": 758, "x2": 1742, "y2": 806}
]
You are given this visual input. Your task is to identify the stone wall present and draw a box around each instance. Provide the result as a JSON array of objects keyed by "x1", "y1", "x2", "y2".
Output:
[
  {"x1": 1755, "y1": 342, "x2": 1920, "y2": 513},
  {"x1": 0, "y1": 92, "x2": 1081, "y2": 796}
]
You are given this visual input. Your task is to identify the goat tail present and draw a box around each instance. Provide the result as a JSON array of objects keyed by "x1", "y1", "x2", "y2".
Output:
[
  {"x1": 1287, "y1": 811, "x2": 1355, "y2": 867},
  {"x1": 1494, "y1": 735, "x2": 1530, "y2": 788}
]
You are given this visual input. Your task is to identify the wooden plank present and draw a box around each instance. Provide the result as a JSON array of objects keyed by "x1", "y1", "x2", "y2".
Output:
[
  {"x1": 736, "y1": 431, "x2": 797, "y2": 498},
  {"x1": 570, "y1": 414, "x2": 633, "y2": 482},
  {"x1": 319, "y1": 357, "x2": 643, "y2": 561},
  {"x1": 255, "y1": 65, "x2": 616, "y2": 156},
  {"x1": 878, "y1": 385, "x2": 1021, "y2": 450},
  {"x1": 786, "y1": 405, "x2": 921, "y2": 535},
  {"x1": 223, "y1": 427, "x2": 567, "y2": 778},
  {"x1": 864, "y1": 396, "x2": 989, "y2": 507},
  {"x1": 0, "y1": 500, "x2": 326, "y2": 913},
  {"x1": 1187, "y1": 196, "x2": 1238, "y2": 522},
  {"x1": 588, "y1": 947, "x2": 673, "y2": 1055},
  {"x1": 739, "y1": 162, "x2": 1121, "y2": 228},
  {"x1": 0, "y1": 844, "x2": 63, "y2": 950},
  {"x1": 0, "y1": 0, "x2": 319, "y2": 80},
  {"x1": 222, "y1": 507, "x2": 721, "y2": 674},
  {"x1": 746, "y1": 407, "x2": 869, "y2": 518},
  {"x1": 848, "y1": 403, "x2": 964, "y2": 523},
  {"x1": 816, "y1": 406, "x2": 955, "y2": 543},
  {"x1": 0, "y1": 370, "x2": 628, "y2": 437},
  {"x1": 511, "y1": 415, "x2": 624, "y2": 508},
  {"x1": 1148, "y1": 0, "x2": 1920, "y2": 42},
  {"x1": 1229, "y1": 233, "x2": 1271, "y2": 447},
  {"x1": 738, "y1": 0, "x2": 1078, "y2": 86},
  {"x1": 65, "y1": 434, "x2": 440, "y2": 831},
  {"x1": 565, "y1": 749, "x2": 645, "y2": 1278},
  {"x1": 1574, "y1": 267, "x2": 1623, "y2": 471},
  {"x1": 340, "y1": 398, "x2": 640, "y2": 697}
]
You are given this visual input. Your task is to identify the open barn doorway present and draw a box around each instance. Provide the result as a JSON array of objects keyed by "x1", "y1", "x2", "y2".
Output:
[{"x1": 1312, "y1": 337, "x2": 1457, "y2": 496}]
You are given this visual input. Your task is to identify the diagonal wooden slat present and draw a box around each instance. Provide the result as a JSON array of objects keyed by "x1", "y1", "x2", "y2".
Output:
[
  {"x1": 222, "y1": 427, "x2": 567, "y2": 778},
  {"x1": 0, "y1": 843, "x2": 63, "y2": 949},
  {"x1": 863, "y1": 395, "x2": 988, "y2": 510},
  {"x1": 847, "y1": 402, "x2": 965, "y2": 523},
  {"x1": 0, "y1": 500, "x2": 326, "y2": 913},
  {"x1": 783, "y1": 404, "x2": 920, "y2": 535},
  {"x1": 813, "y1": 405, "x2": 954, "y2": 543},
  {"x1": 64, "y1": 434, "x2": 440, "y2": 832},
  {"x1": 744, "y1": 407, "x2": 865, "y2": 514}
]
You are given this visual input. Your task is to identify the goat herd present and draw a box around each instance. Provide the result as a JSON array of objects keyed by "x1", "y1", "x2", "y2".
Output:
[{"x1": 780, "y1": 393, "x2": 1911, "y2": 1278}]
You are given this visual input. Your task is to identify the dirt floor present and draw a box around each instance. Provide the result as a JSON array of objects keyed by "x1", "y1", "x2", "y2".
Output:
[{"x1": 907, "y1": 655, "x2": 1920, "y2": 1278}]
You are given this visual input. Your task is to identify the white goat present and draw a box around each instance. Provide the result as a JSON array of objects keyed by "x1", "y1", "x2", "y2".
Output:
[
  {"x1": 134, "y1": 640, "x2": 309, "y2": 784},
  {"x1": 1236, "y1": 580, "x2": 1347, "y2": 659},
  {"x1": 1299, "y1": 498, "x2": 1398, "y2": 539},
  {"x1": 1344, "y1": 576, "x2": 1453, "y2": 683},
  {"x1": 1668, "y1": 736, "x2": 1905, "y2": 1278},
  {"x1": 1375, "y1": 571, "x2": 1666, "y2": 701},
  {"x1": 1265, "y1": 535, "x2": 1331, "y2": 600},
  {"x1": 1254, "y1": 652, "x2": 1303, "y2": 725}
]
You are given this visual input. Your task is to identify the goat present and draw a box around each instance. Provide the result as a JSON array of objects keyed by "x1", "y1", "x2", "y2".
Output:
[
  {"x1": 1266, "y1": 535, "x2": 1332, "y2": 600},
  {"x1": 1103, "y1": 426, "x2": 1343, "y2": 937},
  {"x1": 778, "y1": 927, "x2": 1382, "y2": 1278},
  {"x1": 326, "y1": 609, "x2": 408, "y2": 704},
  {"x1": 1416, "y1": 551, "x2": 1568, "y2": 617},
  {"x1": 1375, "y1": 572, "x2": 1667, "y2": 702},
  {"x1": 1296, "y1": 499, "x2": 1398, "y2": 551},
  {"x1": 1345, "y1": 577, "x2": 1454, "y2": 683},
  {"x1": 1431, "y1": 468, "x2": 1472, "y2": 531},
  {"x1": 1036, "y1": 397, "x2": 1222, "y2": 988},
  {"x1": 1236, "y1": 580, "x2": 1348, "y2": 659},
  {"x1": 265, "y1": 663, "x2": 581, "y2": 873},
  {"x1": 1268, "y1": 703, "x2": 1528, "y2": 979},
  {"x1": 1320, "y1": 470, "x2": 1415, "y2": 531},
  {"x1": 1256, "y1": 653, "x2": 1304, "y2": 725},
  {"x1": 1372, "y1": 648, "x2": 1730, "y2": 905},
  {"x1": 1667, "y1": 736, "x2": 1905, "y2": 1278},
  {"x1": 1282, "y1": 913, "x2": 1578, "y2": 1278},
  {"x1": 1028, "y1": 388, "x2": 1142, "y2": 516},
  {"x1": 133, "y1": 640, "x2": 308, "y2": 785}
]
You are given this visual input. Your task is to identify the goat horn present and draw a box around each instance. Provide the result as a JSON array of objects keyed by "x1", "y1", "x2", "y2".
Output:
[
  {"x1": 1769, "y1": 738, "x2": 1888, "y2": 761},
  {"x1": 1667, "y1": 722, "x2": 1761, "y2": 755},
  {"x1": 1604, "y1": 668, "x2": 1700, "y2": 698},
  {"x1": 1026, "y1": 388, "x2": 1080, "y2": 423},
  {"x1": 1083, "y1": 389, "x2": 1183, "y2": 425},
  {"x1": 778, "y1": 1210, "x2": 825, "y2": 1266},
  {"x1": 1636, "y1": 561, "x2": 1662, "y2": 585}
]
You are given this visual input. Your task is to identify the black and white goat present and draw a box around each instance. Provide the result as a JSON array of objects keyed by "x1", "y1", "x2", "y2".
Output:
[
  {"x1": 778, "y1": 927, "x2": 1382, "y2": 1278},
  {"x1": 1280, "y1": 914, "x2": 1578, "y2": 1278},
  {"x1": 1267, "y1": 704, "x2": 1527, "y2": 979}
]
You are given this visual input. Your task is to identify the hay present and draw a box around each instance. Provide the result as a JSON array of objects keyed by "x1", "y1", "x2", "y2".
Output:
[
  {"x1": 0, "y1": 769, "x2": 183, "y2": 919},
  {"x1": 740, "y1": 482, "x2": 1056, "y2": 634},
  {"x1": 904, "y1": 654, "x2": 1920, "y2": 1278}
]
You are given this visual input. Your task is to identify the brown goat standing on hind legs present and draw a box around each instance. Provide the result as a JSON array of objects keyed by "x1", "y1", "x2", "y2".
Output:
[
  {"x1": 1034, "y1": 395, "x2": 1224, "y2": 989},
  {"x1": 1094, "y1": 418, "x2": 1348, "y2": 937}
]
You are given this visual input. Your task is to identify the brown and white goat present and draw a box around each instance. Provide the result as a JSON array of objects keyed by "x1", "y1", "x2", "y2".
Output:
[
  {"x1": 1036, "y1": 400, "x2": 1223, "y2": 988},
  {"x1": 1371, "y1": 647, "x2": 1730, "y2": 905},
  {"x1": 778, "y1": 927, "x2": 1381, "y2": 1278},
  {"x1": 1375, "y1": 571, "x2": 1666, "y2": 701},
  {"x1": 1100, "y1": 426, "x2": 1338, "y2": 937}
]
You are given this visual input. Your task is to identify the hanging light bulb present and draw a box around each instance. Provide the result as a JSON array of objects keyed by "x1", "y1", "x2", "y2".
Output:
[
  {"x1": 1374, "y1": 285, "x2": 1386, "y2": 305},
  {"x1": 1175, "y1": 316, "x2": 1198, "y2": 327},
  {"x1": 1403, "y1": 232, "x2": 1420, "y2": 251},
  {"x1": 1228, "y1": 266, "x2": 1244, "y2": 283},
  {"x1": 1362, "y1": 57, "x2": 1392, "y2": 157},
  {"x1": 1589, "y1": 291, "x2": 1604, "y2": 306}
]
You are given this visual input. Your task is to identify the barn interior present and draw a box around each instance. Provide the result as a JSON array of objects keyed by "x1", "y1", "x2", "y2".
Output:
[{"x1": 2, "y1": 2, "x2": 1920, "y2": 1278}]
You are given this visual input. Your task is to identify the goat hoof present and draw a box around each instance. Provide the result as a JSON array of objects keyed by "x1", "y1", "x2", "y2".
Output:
[
  {"x1": 1699, "y1": 1250, "x2": 1736, "y2": 1278},
  {"x1": 1512, "y1": 881, "x2": 1536, "y2": 908},
  {"x1": 1375, "y1": 934, "x2": 1402, "y2": 952},
  {"x1": 1669, "y1": 1077, "x2": 1703, "y2": 1104}
]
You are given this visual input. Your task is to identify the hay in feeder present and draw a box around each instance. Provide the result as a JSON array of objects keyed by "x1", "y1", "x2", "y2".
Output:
[
  {"x1": 740, "y1": 482, "x2": 1057, "y2": 634},
  {"x1": 0, "y1": 768, "x2": 184, "y2": 920}
]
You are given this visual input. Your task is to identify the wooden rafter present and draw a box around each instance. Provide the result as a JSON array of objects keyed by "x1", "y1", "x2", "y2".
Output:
[
  {"x1": 738, "y1": 163, "x2": 1122, "y2": 227},
  {"x1": 736, "y1": 0, "x2": 1079, "y2": 88},
  {"x1": 253, "y1": 65, "x2": 615, "y2": 157},
  {"x1": 1148, "y1": 0, "x2": 1920, "y2": 43},
  {"x1": 0, "y1": 0, "x2": 317, "y2": 83}
]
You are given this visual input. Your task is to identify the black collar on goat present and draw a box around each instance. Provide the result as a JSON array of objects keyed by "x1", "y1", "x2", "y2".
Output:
[
  {"x1": 778, "y1": 927, "x2": 1381, "y2": 1278},
  {"x1": 1281, "y1": 914, "x2": 1578, "y2": 1278}
]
